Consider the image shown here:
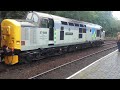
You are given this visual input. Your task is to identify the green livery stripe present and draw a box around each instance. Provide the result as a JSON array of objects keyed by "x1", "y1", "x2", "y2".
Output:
[{"x1": 92, "y1": 32, "x2": 96, "y2": 39}]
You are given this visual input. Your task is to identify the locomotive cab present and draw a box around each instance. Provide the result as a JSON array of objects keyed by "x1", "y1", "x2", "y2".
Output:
[
  {"x1": 27, "y1": 12, "x2": 55, "y2": 45},
  {"x1": 101, "y1": 30, "x2": 105, "y2": 40},
  {"x1": 1, "y1": 12, "x2": 55, "y2": 65}
]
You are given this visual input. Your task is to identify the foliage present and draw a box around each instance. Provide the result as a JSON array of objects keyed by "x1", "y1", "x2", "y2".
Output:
[
  {"x1": 0, "y1": 11, "x2": 28, "y2": 22},
  {"x1": 0, "y1": 11, "x2": 120, "y2": 37}
]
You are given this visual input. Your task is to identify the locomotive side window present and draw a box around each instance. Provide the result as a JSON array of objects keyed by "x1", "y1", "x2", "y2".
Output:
[
  {"x1": 60, "y1": 31, "x2": 64, "y2": 40},
  {"x1": 75, "y1": 23, "x2": 79, "y2": 27},
  {"x1": 49, "y1": 18, "x2": 54, "y2": 28},
  {"x1": 80, "y1": 24, "x2": 84, "y2": 27},
  {"x1": 79, "y1": 28, "x2": 82, "y2": 33},
  {"x1": 79, "y1": 34, "x2": 82, "y2": 38},
  {"x1": 97, "y1": 30, "x2": 100, "y2": 37},
  {"x1": 90, "y1": 29, "x2": 91, "y2": 32},
  {"x1": 83, "y1": 28, "x2": 86, "y2": 33},
  {"x1": 69, "y1": 22, "x2": 74, "y2": 26},
  {"x1": 41, "y1": 19, "x2": 49, "y2": 28},
  {"x1": 61, "y1": 21, "x2": 68, "y2": 25}
]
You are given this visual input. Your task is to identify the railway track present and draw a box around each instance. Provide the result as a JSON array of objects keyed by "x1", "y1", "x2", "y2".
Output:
[
  {"x1": 28, "y1": 45, "x2": 117, "y2": 79},
  {"x1": 102, "y1": 42, "x2": 116, "y2": 46},
  {"x1": 0, "y1": 40, "x2": 117, "y2": 79}
]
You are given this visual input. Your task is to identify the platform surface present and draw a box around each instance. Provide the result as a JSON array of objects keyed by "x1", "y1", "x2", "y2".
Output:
[{"x1": 67, "y1": 50, "x2": 120, "y2": 79}]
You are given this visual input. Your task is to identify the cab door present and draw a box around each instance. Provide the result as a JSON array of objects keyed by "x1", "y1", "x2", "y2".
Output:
[{"x1": 48, "y1": 18, "x2": 54, "y2": 46}]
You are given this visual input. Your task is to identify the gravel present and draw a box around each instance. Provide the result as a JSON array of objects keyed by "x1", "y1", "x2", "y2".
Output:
[{"x1": 0, "y1": 40, "x2": 117, "y2": 79}]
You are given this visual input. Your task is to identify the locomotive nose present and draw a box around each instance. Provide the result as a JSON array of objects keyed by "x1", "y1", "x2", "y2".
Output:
[{"x1": 1, "y1": 19, "x2": 21, "y2": 65}]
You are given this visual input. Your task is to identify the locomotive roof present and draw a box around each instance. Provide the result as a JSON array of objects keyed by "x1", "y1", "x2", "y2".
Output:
[
  {"x1": 33, "y1": 11, "x2": 102, "y2": 29},
  {"x1": 15, "y1": 19, "x2": 36, "y2": 27}
]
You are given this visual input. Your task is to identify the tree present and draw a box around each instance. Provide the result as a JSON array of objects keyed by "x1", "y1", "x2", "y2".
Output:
[{"x1": 0, "y1": 11, "x2": 120, "y2": 37}]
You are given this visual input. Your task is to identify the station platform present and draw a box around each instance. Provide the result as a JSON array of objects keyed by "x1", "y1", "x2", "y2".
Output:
[{"x1": 67, "y1": 49, "x2": 120, "y2": 79}]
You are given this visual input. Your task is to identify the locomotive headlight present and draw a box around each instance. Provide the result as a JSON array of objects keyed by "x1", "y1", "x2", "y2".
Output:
[{"x1": 16, "y1": 41, "x2": 20, "y2": 45}]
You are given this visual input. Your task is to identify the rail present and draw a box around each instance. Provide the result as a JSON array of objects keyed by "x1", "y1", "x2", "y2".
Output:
[{"x1": 28, "y1": 45, "x2": 117, "y2": 79}]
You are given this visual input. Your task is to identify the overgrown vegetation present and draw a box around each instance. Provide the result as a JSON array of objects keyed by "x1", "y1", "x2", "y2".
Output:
[{"x1": 0, "y1": 11, "x2": 120, "y2": 37}]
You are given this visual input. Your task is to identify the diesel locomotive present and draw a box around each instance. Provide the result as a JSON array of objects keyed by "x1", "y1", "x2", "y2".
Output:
[{"x1": 0, "y1": 11, "x2": 105, "y2": 65}]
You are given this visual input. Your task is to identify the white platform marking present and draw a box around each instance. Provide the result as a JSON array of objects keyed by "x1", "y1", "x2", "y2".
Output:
[{"x1": 66, "y1": 50, "x2": 118, "y2": 79}]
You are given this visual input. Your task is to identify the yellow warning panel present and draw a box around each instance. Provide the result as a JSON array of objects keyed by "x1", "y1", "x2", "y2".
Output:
[
  {"x1": 4, "y1": 55, "x2": 18, "y2": 65},
  {"x1": 1, "y1": 19, "x2": 21, "y2": 50}
]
